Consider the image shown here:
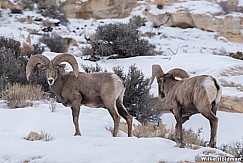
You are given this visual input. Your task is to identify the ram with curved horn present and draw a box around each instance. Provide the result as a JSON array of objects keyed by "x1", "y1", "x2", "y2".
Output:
[
  {"x1": 26, "y1": 54, "x2": 133, "y2": 137},
  {"x1": 150, "y1": 64, "x2": 221, "y2": 148}
]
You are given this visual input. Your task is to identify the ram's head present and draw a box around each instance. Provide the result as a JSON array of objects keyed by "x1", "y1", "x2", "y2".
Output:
[
  {"x1": 26, "y1": 54, "x2": 79, "y2": 85},
  {"x1": 149, "y1": 64, "x2": 189, "y2": 100}
]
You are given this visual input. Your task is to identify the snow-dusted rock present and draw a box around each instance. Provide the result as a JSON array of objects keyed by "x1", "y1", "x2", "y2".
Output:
[{"x1": 60, "y1": 0, "x2": 137, "y2": 19}]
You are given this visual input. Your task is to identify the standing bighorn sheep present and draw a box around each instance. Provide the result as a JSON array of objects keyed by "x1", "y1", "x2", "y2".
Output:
[
  {"x1": 26, "y1": 54, "x2": 133, "y2": 137},
  {"x1": 150, "y1": 65, "x2": 222, "y2": 148}
]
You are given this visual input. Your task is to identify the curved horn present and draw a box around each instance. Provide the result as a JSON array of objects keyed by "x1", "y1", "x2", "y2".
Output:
[
  {"x1": 149, "y1": 64, "x2": 164, "y2": 85},
  {"x1": 26, "y1": 54, "x2": 50, "y2": 80},
  {"x1": 52, "y1": 54, "x2": 79, "y2": 78},
  {"x1": 167, "y1": 68, "x2": 189, "y2": 79}
]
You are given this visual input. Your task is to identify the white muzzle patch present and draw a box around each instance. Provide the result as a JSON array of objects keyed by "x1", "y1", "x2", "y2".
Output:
[{"x1": 47, "y1": 77, "x2": 55, "y2": 85}]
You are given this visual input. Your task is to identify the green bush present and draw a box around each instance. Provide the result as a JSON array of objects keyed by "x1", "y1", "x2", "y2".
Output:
[
  {"x1": 0, "y1": 36, "x2": 47, "y2": 92},
  {"x1": 229, "y1": 51, "x2": 243, "y2": 60},
  {"x1": 82, "y1": 23, "x2": 156, "y2": 61},
  {"x1": 81, "y1": 63, "x2": 107, "y2": 73},
  {"x1": 0, "y1": 36, "x2": 21, "y2": 58},
  {"x1": 117, "y1": 65, "x2": 160, "y2": 124}
]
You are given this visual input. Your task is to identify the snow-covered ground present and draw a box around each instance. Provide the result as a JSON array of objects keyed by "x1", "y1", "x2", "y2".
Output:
[
  {"x1": 1, "y1": 0, "x2": 243, "y2": 162},
  {"x1": 0, "y1": 101, "x2": 240, "y2": 163}
]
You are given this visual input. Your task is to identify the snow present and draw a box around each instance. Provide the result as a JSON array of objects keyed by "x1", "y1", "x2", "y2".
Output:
[
  {"x1": 1, "y1": 1, "x2": 243, "y2": 162},
  {"x1": 149, "y1": 1, "x2": 222, "y2": 15},
  {"x1": 0, "y1": 101, "x2": 236, "y2": 163},
  {"x1": 161, "y1": 111, "x2": 243, "y2": 145}
]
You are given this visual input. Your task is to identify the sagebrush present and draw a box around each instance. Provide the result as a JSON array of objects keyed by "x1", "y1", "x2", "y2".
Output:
[
  {"x1": 0, "y1": 36, "x2": 46, "y2": 92},
  {"x1": 82, "y1": 23, "x2": 156, "y2": 60},
  {"x1": 2, "y1": 83, "x2": 44, "y2": 108},
  {"x1": 39, "y1": 34, "x2": 69, "y2": 53}
]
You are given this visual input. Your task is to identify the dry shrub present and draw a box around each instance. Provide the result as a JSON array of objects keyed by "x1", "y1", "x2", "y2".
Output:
[
  {"x1": 219, "y1": 140, "x2": 243, "y2": 158},
  {"x1": 133, "y1": 123, "x2": 205, "y2": 149},
  {"x1": 49, "y1": 97, "x2": 57, "y2": 112},
  {"x1": 133, "y1": 123, "x2": 168, "y2": 138},
  {"x1": 39, "y1": 34, "x2": 69, "y2": 53},
  {"x1": 182, "y1": 128, "x2": 205, "y2": 149},
  {"x1": 2, "y1": 83, "x2": 44, "y2": 108},
  {"x1": 25, "y1": 130, "x2": 54, "y2": 141},
  {"x1": 229, "y1": 51, "x2": 243, "y2": 60},
  {"x1": 21, "y1": 42, "x2": 33, "y2": 56}
]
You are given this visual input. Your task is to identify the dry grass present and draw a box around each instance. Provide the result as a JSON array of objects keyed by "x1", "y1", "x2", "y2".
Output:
[
  {"x1": 133, "y1": 123, "x2": 168, "y2": 138},
  {"x1": 132, "y1": 122, "x2": 205, "y2": 149},
  {"x1": 20, "y1": 42, "x2": 33, "y2": 56},
  {"x1": 2, "y1": 83, "x2": 44, "y2": 108},
  {"x1": 49, "y1": 97, "x2": 57, "y2": 112},
  {"x1": 219, "y1": 140, "x2": 243, "y2": 158},
  {"x1": 25, "y1": 130, "x2": 54, "y2": 141}
]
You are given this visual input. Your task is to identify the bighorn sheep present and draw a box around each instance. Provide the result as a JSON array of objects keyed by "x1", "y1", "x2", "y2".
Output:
[
  {"x1": 150, "y1": 65, "x2": 222, "y2": 148},
  {"x1": 26, "y1": 54, "x2": 133, "y2": 137}
]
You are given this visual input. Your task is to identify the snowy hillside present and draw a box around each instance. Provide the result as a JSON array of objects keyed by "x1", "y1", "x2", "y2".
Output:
[{"x1": 1, "y1": 0, "x2": 243, "y2": 162}]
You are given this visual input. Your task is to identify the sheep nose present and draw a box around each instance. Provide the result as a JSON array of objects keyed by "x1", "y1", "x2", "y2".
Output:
[
  {"x1": 47, "y1": 77, "x2": 54, "y2": 85},
  {"x1": 49, "y1": 79, "x2": 53, "y2": 83}
]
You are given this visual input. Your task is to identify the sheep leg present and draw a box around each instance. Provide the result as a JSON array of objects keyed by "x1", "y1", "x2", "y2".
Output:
[
  {"x1": 71, "y1": 107, "x2": 81, "y2": 136},
  {"x1": 106, "y1": 102, "x2": 121, "y2": 137},
  {"x1": 116, "y1": 101, "x2": 133, "y2": 137},
  {"x1": 173, "y1": 108, "x2": 185, "y2": 148},
  {"x1": 208, "y1": 118, "x2": 218, "y2": 148},
  {"x1": 200, "y1": 105, "x2": 218, "y2": 148}
]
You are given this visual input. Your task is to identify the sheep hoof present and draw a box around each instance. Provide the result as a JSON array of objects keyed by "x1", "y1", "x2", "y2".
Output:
[
  {"x1": 180, "y1": 143, "x2": 186, "y2": 148},
  {"x1": 208, "y1": 142, "x2": 216, "y2": 148},
  {"x1": 176, "y1": 140, "x2": 186, "y2": 148},
  {"x1": 74, "y1": 132, "x2": 81, "y2": 136}
]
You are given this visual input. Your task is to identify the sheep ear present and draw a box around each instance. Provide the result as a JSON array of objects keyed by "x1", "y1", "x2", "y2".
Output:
[
  {"x1": 54, "y1": 64, "x2": 66, "y2": 74},
  {"x1": 37, "y1": 64, "x2": 47, "y2": 70}
]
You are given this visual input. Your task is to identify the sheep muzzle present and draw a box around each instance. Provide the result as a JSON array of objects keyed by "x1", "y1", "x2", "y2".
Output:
[{"x1": 47, "y1": 77, "x2": 55, "y2": 85}]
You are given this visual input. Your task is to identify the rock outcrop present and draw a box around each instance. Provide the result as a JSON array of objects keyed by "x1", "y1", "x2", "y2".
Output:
[
  {"x1": 145, "y1": 1, "x2": 243, "y2": 42},
  {"x1": 60, "y1": 0, "x2": 137, "y2": 19},
  {"x1": 219, "y1": 96, "x2": 243, "y2": 113},
  {"x1": 0, "y1": 0, "x2": 15, "y2": 9}
]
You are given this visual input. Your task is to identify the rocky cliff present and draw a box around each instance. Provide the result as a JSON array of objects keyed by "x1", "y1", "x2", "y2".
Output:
[{"x1": 59, "y1": 0, "x2": 137, "y2": 19}]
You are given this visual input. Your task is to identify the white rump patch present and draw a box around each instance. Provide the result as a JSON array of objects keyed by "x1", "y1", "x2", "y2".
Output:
[
  {"x1": 111, "y1": 74, "x2": 123, "y2": 98},
  {"x1": 203, "y1": 77, "x2": 218, "y2": 103}
]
